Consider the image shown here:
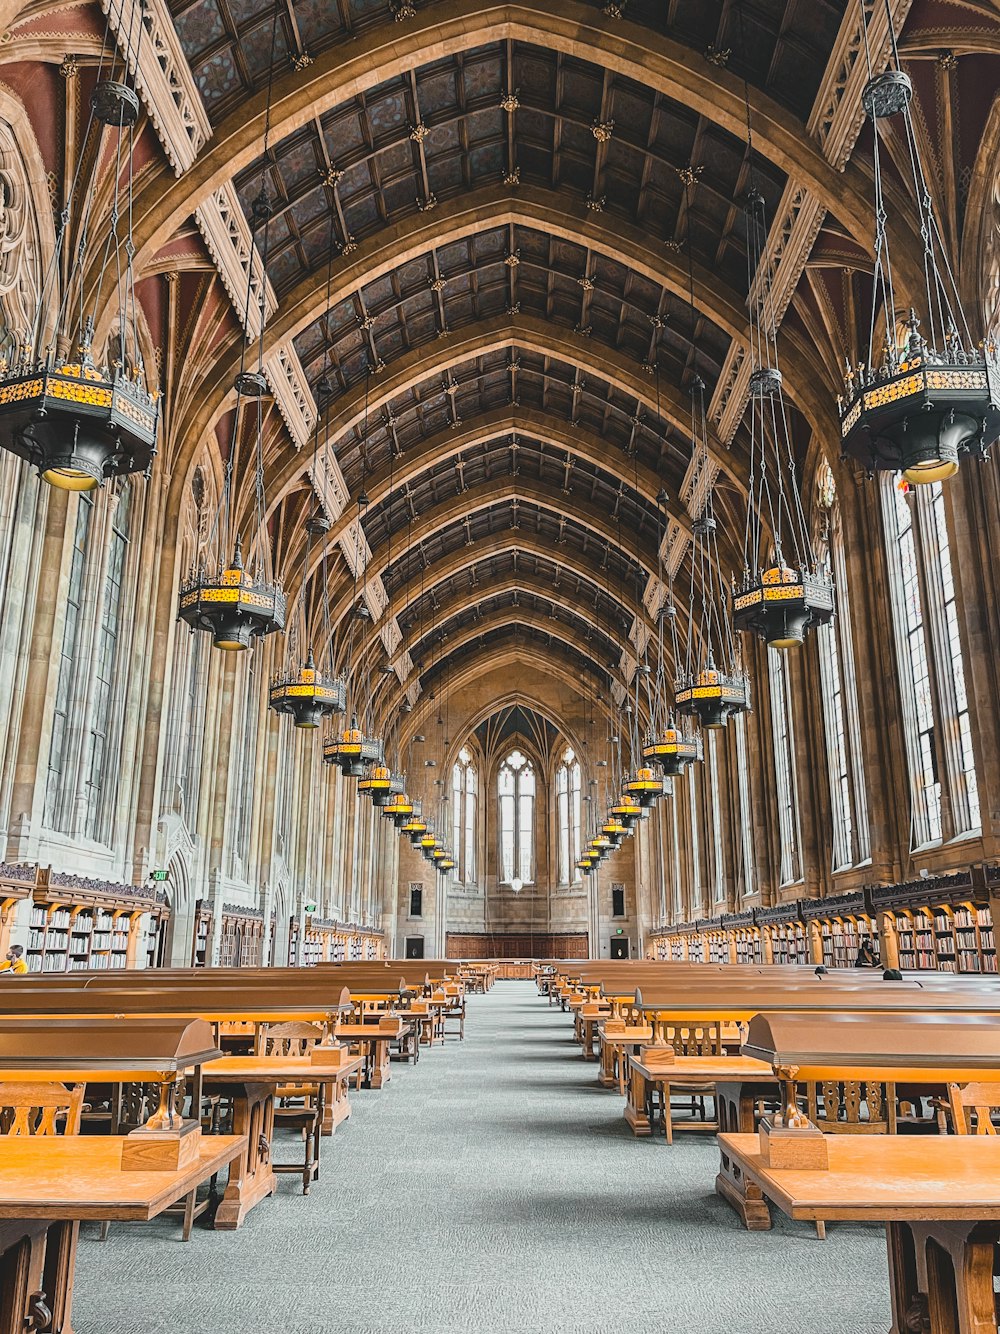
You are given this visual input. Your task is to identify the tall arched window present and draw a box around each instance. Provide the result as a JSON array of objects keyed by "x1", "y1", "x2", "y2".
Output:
[
  {"x1": 882, "y1": 477, "x2": 980, "y2": 844},
  {"x1": 83, "y1": 485, "x2": 133, "y2": 841},
  {"x1": 451, "y1": 747, "x2": 477, "y2": 885},
  {"x1": 498, "y1": 749, "x2": 534, "y2": 884},
  {"x1": 45, "y1": 494, "x2": 93, "y2": 831},
  {"x1": 815, "y1": 464, "x2": 870, "y2": 870},
  {"x1": 768, "y1": 647, "x2": 801, "y2": 885},
  {"x1": 555, "y1": 746, "x2": 581, "y2": 884}
]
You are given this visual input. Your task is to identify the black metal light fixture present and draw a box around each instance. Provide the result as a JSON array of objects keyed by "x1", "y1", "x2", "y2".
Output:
[
  {"x1": 358, "y1": 765, "x2": 405, "y2": 807},
  {"x1": 839, "y1": 7, "x2": 1000, "y2": 482},
  {"x1": 322, "y1": 370, "x2": 385, "y2": 774},
  {"x1": 178, "y1": 5, "x2": 284, "y2": 651},
  {"x1": 324, "y1": 723, "x2": 384, "y2": 777},
  {"x1": 0, "y1": 9, "x2": 159, "y2": 488},
  {"x1": 642, "y1": 492, "x2": 704, "y2": 775},
  {"x1": 674, "y1": 402, "x2": 751, "y2": 729},
  {"x1": 733, "y1": 184, "x2": 834, "y2": 649}
]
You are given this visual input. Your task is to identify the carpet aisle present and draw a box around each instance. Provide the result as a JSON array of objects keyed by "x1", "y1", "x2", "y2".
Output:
[{"x1": 75, "y1": 982, "x2": 891, "y2": 1333}]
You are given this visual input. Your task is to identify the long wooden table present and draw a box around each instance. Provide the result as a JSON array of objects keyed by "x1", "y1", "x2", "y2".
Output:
[
  {"x1": 199, "y1": 1052, "x2": 362, "y2": 1229},
  {"x1": 334, "y1": 1019, "x2": 404, "y2": 1089},
  {"x1": 0, "y1": 1134, "x2": 243, "y2": 1333},
  {"x1": 720, "y1": 1133, "x2": 1000, "y2": 1332},
  {"x1": 624, "y1": 1053, "x2": 776, "y2": 1138}
]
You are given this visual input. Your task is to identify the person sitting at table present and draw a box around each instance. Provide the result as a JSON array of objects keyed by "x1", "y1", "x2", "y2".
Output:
[
  {"x1": 0, "y1": 945, "x2": 27, "y2": 975},
  {"x1": 854, "y1": 939, "x2": 880, "y2": 968}
]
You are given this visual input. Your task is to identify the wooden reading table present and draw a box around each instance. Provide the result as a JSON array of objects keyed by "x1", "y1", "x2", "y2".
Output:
[
  {"x1": 199, "y1": 1050, "x2": 361, "y2": 1228},
  {"x1": 720, "y1": 1133, "x2": 1000, "y2": 1333},
  {"x1": 0, "y1": 1133, "x2": 243, "y2": 1333},
  {"x1": 334, "y1": 1018, "x2": 404, "y2": 1089},
  {"x1": 624, "y1": 1052, "x2": 776, "y2": 1138}
]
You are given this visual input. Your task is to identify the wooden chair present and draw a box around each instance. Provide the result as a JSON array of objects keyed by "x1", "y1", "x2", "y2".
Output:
[
  {"x1": 649, "y1": 1024, "x2": 723, "y2": 1145},
  {"x1": 802, "y1": 1080, "x2": 896, "y2": 1240},
  {"x1": 947, "y1": 1082, "x2": 1000, "y2": 1135},
  {"x1": 259, "y1": 1022, "x2": 325, "y2": 1194},
  {"x1": 0, "y1": 1082, "x2": 84, "y2": 1136}
]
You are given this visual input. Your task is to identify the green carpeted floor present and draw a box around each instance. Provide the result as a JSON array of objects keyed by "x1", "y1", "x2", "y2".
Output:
[{"x1": 74, "y1": 982, "x2": 891, "y2": 1333}]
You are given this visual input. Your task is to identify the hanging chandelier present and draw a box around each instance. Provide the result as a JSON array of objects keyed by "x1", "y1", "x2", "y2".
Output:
[
  {"x1": 358, "y1": 765, "x2": 405, "y2": 807},
  {"x1": 601, "y1": 816, "x2": 630, "y2": 849},
  {"x1": 624, "y1": 767, "x2": 664, "y2": 807},
  {"x1": 733, "y1": 187, "x2": 834, "y2": 649},
  {"x1": 400, "y1": 810, "x2": 427, "y2": 843},
  {"x1": 642, "y1": 558, "x2": 703, "y2": 776},
  {"x1": 269, "y1": 648, "x2": 346, "y2": 729},
  {"x1": 840, "y1": 9, "x2": 1000, "y2": 483},
  {"x1": 178, "y1": 8, "x2": 285, "y2": 651},
  {"x1": 383, "y1": 792, "x2": 416, "y2": 827},
  {"x1": 270, "y1": 251, "x2": 347, "y2": 725},
  {"x1": 0, "y1": 18, "x2": 159, "y2": 487},
  {"x1": 610, "y1": 792, "x2": 643, "y2": 828},
  {"x1": 675, "y1": 388, "x2": 751, "y2": 729},
  {"x1": 321, "y1": 368, "x2": 385, "y2": 775},
  {"x1": 324, "y1": 722, "x2": 384, "y2": 777}
]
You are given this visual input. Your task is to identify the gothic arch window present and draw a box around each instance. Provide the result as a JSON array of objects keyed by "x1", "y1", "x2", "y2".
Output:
[
  {"x1": 44, "y1": 494, "x2": 93, "y2": 830},
  {"x1": 228, "y1": 654, "x2": 259, "y2": 876},
  {"x1": 82, "y1": 484, "x2": 135, "y2": 842},
  {"x1": 555, "y1": 746, "x2": 581, "y2": 885},
  {"x1": 882, "y1": 476, "x2": 980, "y2": 845},
  {"x1": 498, "y1": 748, "x2": 534, "y2": 884},
  {"x1": 733, "y1": 713, "x2": 756, "y2": 899},
  {"x1": 768, "y1": 647, "x2": 802, "y2": 885},
  {"x1": 814, "y1": 465, "x2": 870, "y2": 870},
  {"x1": 452, "y1": 747, "x2": 477, "y2": 886}
]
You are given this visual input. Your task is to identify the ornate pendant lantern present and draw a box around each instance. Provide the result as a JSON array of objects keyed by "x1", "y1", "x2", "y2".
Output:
[
  {"x1": 675, "y1": 483, "x2": 751, "y2": 729},
  {"x1": 624, "y1": 767, "x2": 664, "y2": 808},
  {"x1": 0, "y1": 25, "x2": 159, "y2": 487},
  {"x1": 438, "y1": 855, "x2": 456, "y2": 874},
  {"x1": 642, "y1": 726, "x2": 702, "y2": 778},
  {"x1": 384, "y1": 793, "x2": 416, "y2": 827},
  {"x1": 324, "y1": 721, "x2": 384, "y2": 777},
  {"x1": 358, "y1": 766, "x2": 405, "y2": 807},
  {"x1": 269, "y1": 650, "x2": 346, "y2": 729},
  {"x1": 610, "y1": 793, "x2": 643, "y2": 828},
  {"x1": 733, "y1": 188, "x2": 833, "y2": 649},
  {"x1": 270, "y1": 507, "x2": 345, "y2": 727},
  {"x1": 601, "y1": 816, "x2": 630, "y2": 849},
  {"x1": 179, "y1": 538, "x2": 285, "y2": 651},
  {"x1": 840, "y1": 22, "x2": 1000, "y2": 482},
  {"x1": 178, "y1": 19, "x2": 285, "y2": 652},
  {"x1": 401, "y1": 813, "x2": 427, "y2": 844}
]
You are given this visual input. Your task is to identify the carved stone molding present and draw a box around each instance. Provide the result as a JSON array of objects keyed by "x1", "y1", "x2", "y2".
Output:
[
  {"x1": 194, "y1": 183, "x2": 277, "y2": 340},
  {"x1": 101, "y1": 0, "x2": 211, "y2": 176},
  {"x1": 262, "y1": 342, "x2": 317, "y2": 450}
]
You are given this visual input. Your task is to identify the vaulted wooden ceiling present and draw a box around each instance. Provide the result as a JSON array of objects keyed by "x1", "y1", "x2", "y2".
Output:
[{"x1": 18, "y1": 0, "x2": 996, "y2": 724}]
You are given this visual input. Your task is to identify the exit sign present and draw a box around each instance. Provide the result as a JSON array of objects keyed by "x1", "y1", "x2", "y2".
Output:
[{"x1": 151, "y1": 869, "x2": 169, "y2": 882}]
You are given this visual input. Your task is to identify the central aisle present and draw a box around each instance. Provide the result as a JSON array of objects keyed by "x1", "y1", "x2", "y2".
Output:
[{"x1": 77, "y1": 983, "x2": 890, "y2": 1333}]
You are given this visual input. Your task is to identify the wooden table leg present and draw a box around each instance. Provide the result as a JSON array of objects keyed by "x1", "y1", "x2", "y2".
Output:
[
  {"x1": 369, "y1": 1038, "x2": 391, "y2": 1089},
  {"x1": 212, "y1": 1080, "x2": 276, "y2": 1230},
  {"x1": 713, "y1": 1081, "x2": 774, "y2": 1232},
  {"x1": 598, "y1": 1039, "x2": 616, "y2": 1088},
  {"x1": 0, "y1": 1219, "x2": 70, "y2": 1334},
  {"x1": 624, "y1": 1062, "x2": 652, "y2": 1136},
  {"x1": 886, "y1": 1220, "x2": 999, "y2": 1334}
]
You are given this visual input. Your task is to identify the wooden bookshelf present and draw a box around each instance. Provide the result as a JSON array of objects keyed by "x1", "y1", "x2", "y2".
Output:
[
  {"x1": 218, "y1": 905, "x2": 266, "y2": 968},
  {"x1": 190, "y1": 901, "x2": 212, "y2": 966},
  {"x1": 874, "y1": 871, "x2": 997, "y2": 975},
  {"x1": 296, "y1": 917, "x2": 384, "y2": 964},
  {"x1": 23, "y1": 868, "x2": 167, "y2": 974},
  {"x1": 649, "y1": 870, "x2": 1000, "y2": 975}
]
